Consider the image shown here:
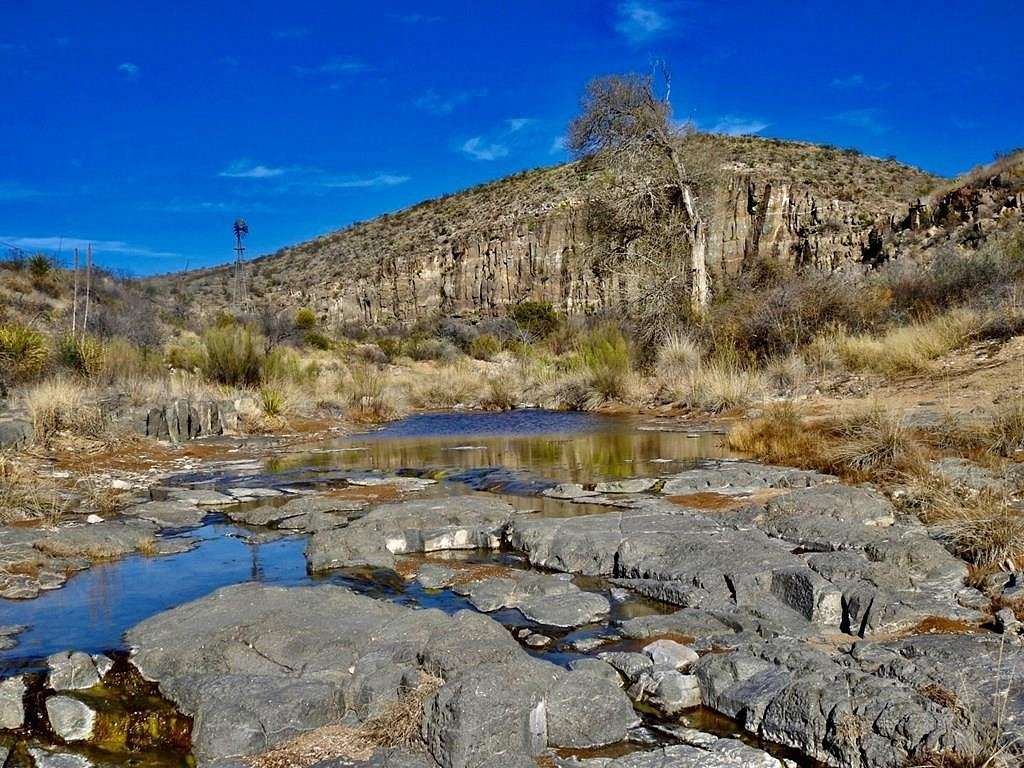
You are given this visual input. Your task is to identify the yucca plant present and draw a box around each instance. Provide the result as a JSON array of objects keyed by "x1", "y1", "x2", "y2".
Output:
[
  {"x1": 0, "y1": 323, "x2": 49, "y2": 383},
  {"x1": 57, "y1": 334, "x2": 104, "y2": 377}
]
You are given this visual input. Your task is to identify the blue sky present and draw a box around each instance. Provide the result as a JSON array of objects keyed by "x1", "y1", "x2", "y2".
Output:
[{"x1": 1, "y1": 1, "x2": 1021, "y2": 275}]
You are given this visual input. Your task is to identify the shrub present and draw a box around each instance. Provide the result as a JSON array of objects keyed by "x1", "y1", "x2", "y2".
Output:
[
  {"x1": 469, "y1": 333, "x2": 501, "y2": 361},
  {"x1": 510, "y1": 300, "x2": 560, "y2": 340},
  {"x1": 576, "y1": 324, "x2": 631, "y2": 402},
  {"x1": 404, "y1": 337, "x2": 461, "y2": 363},
  {"x1": 57, "y1": 334, "x2": 104, "y2": 377},
  {"x1": 294, "y1": 307, "x2": 317, "y2": 330},
  {"x1": 0, "y1": 324, "x2": 49, "y2": 383},
  {"x1": 27, "y1": 253, "x2": 53, "y2": 280},
  {"x1": 480, "y1": 376, "x2": 518, "y2": 410},
  {"x1": 986, "y1": 400, "x2": 1024, "y2": 457},
  {"x1": 98, "y1": 338, "x2": 163, "y2": 385},
  {"x1": 304, "y1": 331, "x2": 333, "y2": 350},
  {"x1": 835, "y1": 309, "x2": 979, "y2": 376},
  {"x1": 166, "y1": 336, "x2": 205, "y2": 372},
  {"x1": 344, "y1": 364, "x2": 402, "y2": 422},
  {"x1": 262, "y1": 346, "x2": 318, "y2": 386},
  {"x1": 655, "y1": 333, "x2": 702, "y2": 378},
  {"x1": 201, "y1": 324, "x2": 264, "y2": 386}
]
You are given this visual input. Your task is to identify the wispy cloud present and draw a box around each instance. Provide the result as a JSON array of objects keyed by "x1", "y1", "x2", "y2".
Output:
[
  {"x1": 273, "y1": 26, "x2": 310, "y2": 40},
  {"x1": 291, "y1": 57, "x2": 367, "y2": 76},
  {"x1": 219, "y1": 161, "x2": 291, "y2": 179},
  {"x1": 830, "y1": 74, "x2": 865, "y2": 89},
  {"x1": 549, "y1": 136, "x2": 567, "y2": 155},
  {"x1": 459, "y1": 117, "x2": 540, "y2": 161},
  {"x1": 709, "y1": 116, "x2": 769, "y2": 136},
  {"x1": 414, "y1": 88, "x2": 483, "y2": 115},
  {"x1": 615, "y1": 1, "x2": 674, "y2": 42},
  {"x1": 140, "y1": 199, "x2": 277, "y2": 214},
  {"x1": 831, "y1": 108, "x2": 888, "y2": 135},
  {"x1": 118, "y1": 62, "x2": 140, "y2": 79},
  {"x1": 460, "y1": 137, "x2": 510, "y2": 162},
  {"x1": 318, "y1": 173, "x2": 409, "y2": 189},
  {"x1": 0, "y1": 182, "x2": 43, "y2": 201},
  {"x1": 0, "y1": 235, "x2": 176, "y2": 258}
]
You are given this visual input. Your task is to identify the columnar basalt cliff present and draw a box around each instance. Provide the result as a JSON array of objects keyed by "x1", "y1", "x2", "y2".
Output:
[{"x1": 157, "y1": 135, "x2": 952, "y2": 324}]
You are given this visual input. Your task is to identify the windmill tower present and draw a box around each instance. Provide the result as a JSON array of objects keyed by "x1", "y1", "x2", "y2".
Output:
[{"x1": 232, "y1": 218, "x2": 248, "y2": 307}]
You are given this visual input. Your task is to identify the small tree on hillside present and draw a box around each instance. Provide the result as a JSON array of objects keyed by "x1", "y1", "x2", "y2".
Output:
[{"x1": 567, "y1": 70, "x2": 716, "y2": 347}]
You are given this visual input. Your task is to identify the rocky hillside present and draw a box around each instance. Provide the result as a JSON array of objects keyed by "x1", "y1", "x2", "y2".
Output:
[{"x1": 156, "y1": 135, "x2": 945, "y2": 324}]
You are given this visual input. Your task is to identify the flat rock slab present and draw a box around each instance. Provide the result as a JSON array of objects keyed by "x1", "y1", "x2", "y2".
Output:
[
  {"x1": 458, "y1": 571, "x2": 611, "y2": 628},
  {"x1": 33, "y1": 520, "x2": 159, "y2": 560},
  {"x1": 307, "y1": 497, "x2": 522, "y2": 571},
  {"x1": 126, "y1": 583, "x2": 631, "y2": 767},
  {"x1": 127, "y1": 500, "x2": 207, "y2": 528},
  {"x1": 660, "y1": 461, "x2": 834, "y2": 497}
]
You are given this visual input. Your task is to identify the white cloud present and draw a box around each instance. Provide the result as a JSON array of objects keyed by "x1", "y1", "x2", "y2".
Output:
[
  {"x1": 505, "y1": 117, "x2": 534, "y2": 133},
  {"x1": 709, "y1": 116, "x2": 769, "y2": 136},
  {"x1": 615, "y1": 1, "x2": 672, "y2": 42},
  {"x1": 219, "y1": 161, "x2": 290, "y2": 179},
  {"x1": 118, "y1": 62, "x2": 140, "y2": 78},
  {"x1": 1, "y1": 235, "x2": 176, "y2": 258},
  {"x1": 461, "y1": 137, "x2": 510, "y2": 161},
  {"x1": 549, "y1": 136, "x2": 567, "y2": 155},
  {"x1": 292, "y1": 57, "x2": 367, "y2": 76},
  {"x1": 319, "y1": 174, "x2": 410, "y2": 189},
  {"x1": 831, "y1": 108, "x2": 888, "y2": 135},
  {"x1": 415, "y1": 88, "x2": 482, "y2": 115}
]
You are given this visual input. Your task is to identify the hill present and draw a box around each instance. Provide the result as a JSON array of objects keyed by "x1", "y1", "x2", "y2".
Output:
[{"x1": 153, "y1": 134, "x2": 944, "y2": 325}]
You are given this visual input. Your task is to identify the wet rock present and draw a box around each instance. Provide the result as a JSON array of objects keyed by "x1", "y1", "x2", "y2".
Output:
[
  {"x1": 648, "y1": 670, "x2": 701, "y2": 715},
  {"x1": 563, "y1": 739, "x2": 790, "y2": 767},
  {"x1": 415, "y1": 564, "x2": 456, "y2": 589},
  {"x1": 618, "y1": 609, "x2": 736, "y2": 642},
  {"x1": 308, "y1": 497, "x2": 520, "y2": 571},
  {"x1": 46, "y1": 695, "x2": 96, "y2": 741},
  {"x1": 127, "y1": 500, "x2": 206, "y2": 528},
  {"x1": 163, "y1": 487, "x2": 236, "y2": 506},
  {"x1": 0, "y1": 624, "x2": 26, "y2": 651},
  {"x1": 33, "y1": 520, "x2": 159, "y2": 561},
  {"x1": 0, "y1": 674, "x2": 26, "y2": 729},
  {"x1": 596, "y1": 652, "x2": 652, "y2": 685},
  {"x1": 542, "y1": 483, "x2": 599, "y2": 500},
  {"x1": 229, "y1": 496, "x2": 366, "y2": 529},
  {"x1": 47, "y1": 652, "x2": 102, "y2": 691},
  {"x1": 594, "y1": 479, "x2": 658, "y2": 494},
  {"x1": 524, "y1": 633, "x2": 551, "y2": 648},
  {"x1": 28, "y1": 747, "x2": 94, "y2": 768},
  {"x1": 642, "y1": 639, "x2": 699, "y2": 670},
  {"x1": 346, "y1": 476, "x2": 436, "y2": 492},
  {"x1": 545, "y1": 669, "x2": 639, "y2": 749}
]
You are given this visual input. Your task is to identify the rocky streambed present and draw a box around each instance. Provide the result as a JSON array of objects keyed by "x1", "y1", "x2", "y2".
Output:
[{"x1": 1, "y1": 411, "x2": 1022, "y2": 768}]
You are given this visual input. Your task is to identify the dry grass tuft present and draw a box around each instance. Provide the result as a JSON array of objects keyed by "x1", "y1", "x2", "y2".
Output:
[
  {"x1": 835, "y1": 309, "x2": 979, "y2": 376},
  {"x1": 827, "y1": 407, "x2": 925, "y2": 479},
  {"x1": 987, "y1": 400, "x2": 1024, "y2": 458},
  {"x1": 0, "y1": 452, "x2": 66, "y2": 523},
  {"x1": 250, "y1": 670, "x2": 443, "y2": 768},
  {"x1": 23, "y1": 379, "x2": 105, "y2": 444},
  {"x1": 727, "y1": 401, "x2": 827, "y2": 469},
  {"x1": 915, "y1": 480, "x2": 1024, "y2": 570}
]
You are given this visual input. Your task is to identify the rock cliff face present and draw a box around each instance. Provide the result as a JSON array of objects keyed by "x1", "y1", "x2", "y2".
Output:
[{"x1": 159, "y1": 135, "x2": 944, "y2": 324}]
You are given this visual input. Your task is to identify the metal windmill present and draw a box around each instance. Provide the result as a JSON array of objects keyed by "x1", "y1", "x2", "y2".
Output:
[{"x1": 232, "y1": 218, "x2": 248, "y2": 306}]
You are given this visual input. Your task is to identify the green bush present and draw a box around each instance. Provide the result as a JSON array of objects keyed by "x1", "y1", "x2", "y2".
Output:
[
  {"x1": 469, "y1": 333, "x2": 501, "y2": 360},
  {"x1": 304, "y1": 331, "x2": 333, "y2": 350},
  {"x1": 201, "y1": 324, "x2": 264, "y2": 386},
  {"x1": 510, "y1": 301, "x2": 560, "y2": 340},
  {"x1": 165, "y1": 338, "x2": 205, "y2": 372},
  {"x1": 27, "y1": 253, "x2": 53, "y2": 280},
  {"x1": 295, "y1": 307, "x2": 317, "y2": 331},
  {"x1": 57, "y1": 334, "x2": 104, "y2": 377},
  {"x1": 576, "y1": 324, "x2": 631, "y2": 401},
  {"x1": 262, "y1": 346, "x2": 318, "y2": 385},
  {"x1": 0, "y1": 324, "x2": 49, "y2": 383}
]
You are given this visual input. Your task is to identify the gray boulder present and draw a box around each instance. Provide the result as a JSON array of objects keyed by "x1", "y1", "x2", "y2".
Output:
[
  {"x1": 46, "y1": 695, "x2": 96, "y2": 741},
  {"x1": 0, "y1": 674, "x2": 26, "y2": 729}
]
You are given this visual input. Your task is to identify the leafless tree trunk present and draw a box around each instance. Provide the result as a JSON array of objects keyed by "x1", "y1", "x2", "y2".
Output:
[
  {"x1": 72, "y1": 248, "x2": 79, "y2": 336},
  {"x1": 82, "y1": 244, "x2": 92, "y2": 336}
]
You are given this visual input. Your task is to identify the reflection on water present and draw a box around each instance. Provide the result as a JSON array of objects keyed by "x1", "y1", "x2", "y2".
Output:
[{"x1": 276, "y1": 409, "x2": 731, "y2": 484}]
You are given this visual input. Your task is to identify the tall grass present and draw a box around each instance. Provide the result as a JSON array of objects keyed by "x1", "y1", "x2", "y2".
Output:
[
  {"x1": 575, "y1": 324, "x2": 632, "y2": 402},
  {"x1": 23, "y1": 378, "x2": 104, "y2": 443},
  {"x1": 201, "y1": 324, "x2": 264, "y2": 386},
  {"x1": 834, "y1": 309, "x2": 980, "y2": 376}
]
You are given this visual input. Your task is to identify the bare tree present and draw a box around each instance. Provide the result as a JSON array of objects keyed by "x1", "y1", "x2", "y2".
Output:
[{"x1": 567, "y1": 71, "x2": 713, "y2": 336}]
